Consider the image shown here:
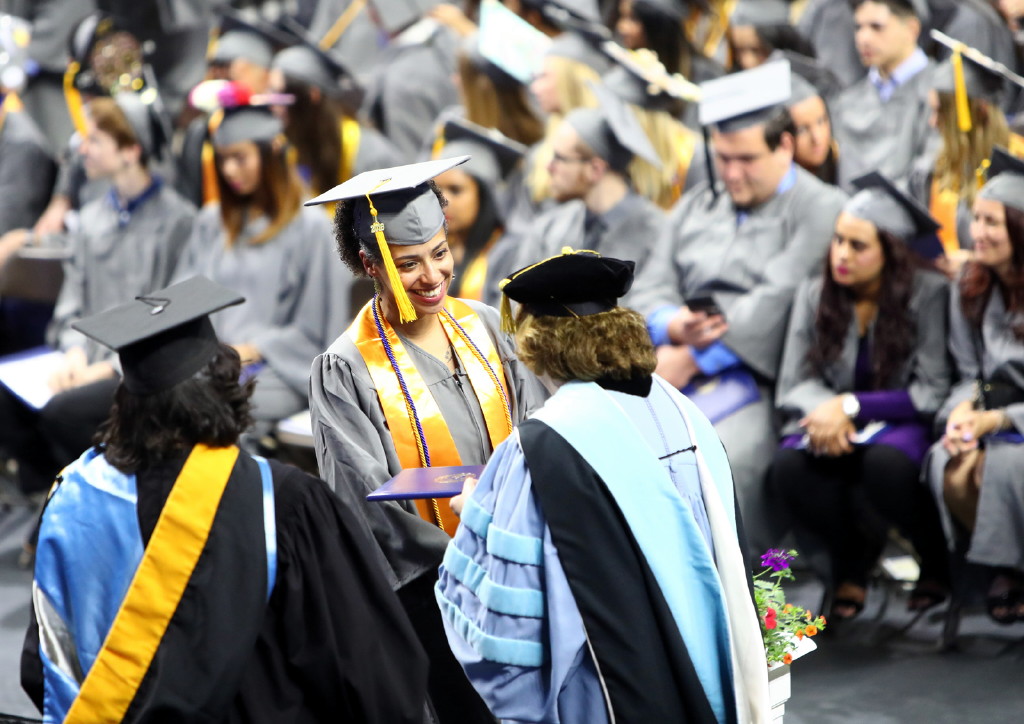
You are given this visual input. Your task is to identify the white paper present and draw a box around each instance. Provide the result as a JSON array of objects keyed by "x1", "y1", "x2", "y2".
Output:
[{"x1": 0, "y1": 348, "x2": 64, "y2": 409}]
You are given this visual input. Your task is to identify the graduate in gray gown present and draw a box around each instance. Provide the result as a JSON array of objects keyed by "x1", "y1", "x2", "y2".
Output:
[
  {"x1": 306, "y1": 157, "x2": 545, "y2": 724},
  {"x1": 770, "y1": 172, "x2": 951, "y2": 621},
  {"x1": 830, "y1": 0, "x2": 937, "y2": 189},
  {"x1": 269, "y1": 22, "x2": 400, "y2": 201},
  {"x1": 926, "y1": 149, "x2": 1024, "y2": 624},
  {"x1": 172, "y1": 102, "x2": 348, "y2": 433},
  {"x1": 0, "y1": 92, "x2": 195, "y2": 493},
  {"x1": 629, "y1": 60, "x2": 848, "y2": 553},
  {"x1": 508, "y1": 82, "x2": 668, "y2": 300}
]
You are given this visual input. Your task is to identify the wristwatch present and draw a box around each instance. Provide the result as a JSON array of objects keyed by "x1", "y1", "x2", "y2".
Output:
[{"x1": 841, "y1": 393, "x2": 861, "y2": 420}]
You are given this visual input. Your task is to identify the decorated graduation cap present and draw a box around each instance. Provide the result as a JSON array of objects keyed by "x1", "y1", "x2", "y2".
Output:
[
  {"x1": 113, "y1": 89, "x2": 171, "y2": 161},
  {"x1": 564, "y1": 81, "x2": 662, "y2": 171},
  {"x1": 189, "y1": 79, "x2": 291, "y2": 147},
  {"x1": 437, "y1": 118, "x2": 528, "y2": 188},
  {"x1": 68, "y1": 13, "x2": 146, "y2": 97},
  {"x1": 730, "y1": 0, "x2": 791, "y2": 26},
  {"x1": 979, "y1": 147, "x2": 1024, "y2": 216},
  {"x1": 272, "y1": 18, "x2": 361, "y2": 100},
  {"x1": 600, "y1": 45, "x2": 701, "y2": 112},
  {"x1": 498, "y1": 248, "x2": 635, "y2": 331},
  {"x1": 212, "y1": 10, "x2": 293, "y2": 68},
  {"x1": 0, "y1": 14, "x2": 32, "y2": 92},
  {"x1": 699, "y1": 59, "x2": 791, "y2": 132},
  {"x1": 846, "y1": 171, "x2": 943, "y2": 258},
  {"x1": 305, "y1": 157, "x2": 471, "y2": 322},
  {"x1": 477, "y1": 0, "x2": 551, "y2": 85},
  {"x1": 71, "y1": 276, "x2": 245, "y2": 396}
]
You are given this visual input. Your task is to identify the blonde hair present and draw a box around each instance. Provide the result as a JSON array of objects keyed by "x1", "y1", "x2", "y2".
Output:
[
  {"x1": 934, "y1": 92, "x2": 1009, "y2": 207},
  {"x1": 459, "y1": 54, "x2": 544, "y2": 147},
  {"x1": 515, "y1": 306, "x2": 657, "y2": 382},
  {"x1": 628, "y1": 106, "x2": 696, "y2": 209},
  {"x1": 527, "y1": 57, "x2": 600, "y2": 204}
]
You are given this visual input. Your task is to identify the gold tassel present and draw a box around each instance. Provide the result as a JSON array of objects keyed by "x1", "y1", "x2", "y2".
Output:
[
  {"x1": 499, "y1": 281, "x2": 515, "y2": 334},
  {"x1": 952, "y1": 48, "x2": 972, "y2": 133},
  {"x1": 63, "y1": 60, "x2": 88, "y2": 138},
  {"x1": 976, "y1": 158, "x2": 991, "y2": 190},
  {"x1": 366, "y1": 192, "x2": 417, "y2": 323}
]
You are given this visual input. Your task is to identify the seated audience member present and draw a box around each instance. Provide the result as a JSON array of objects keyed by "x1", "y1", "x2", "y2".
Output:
[
  {"x1": 21, "y1": 277, "x2": 429, "y2": 722},
  {"x1": 431, "y1": 118, "x2": 527, "y2": 304},
  {"x1": 438, "y1": 250, "x2": 770, "y2": 724},
  {"x1": 728, "y1": 0, "x2": 815, "y2": 72},
  {"x1": 830, "y1": 0, "x2": 936, "y2": 188},
  {"x1": 926, "y1": 148, "x2": 1024, "y2": 624},
  {"x1": 269, "y1": 26, "x2": 400, "y2": 204},
  {"x1": 172, "y1": 95, "x2": 347, "y2": 439},
  {"x1": 509, "y1": 82, "x2": 666, "y2": 294},
  {"x1": 630, "y1": 60, "x2": 847, "y2": 552},
  {"x1": 910, "y1": 47, "x2": 1023, "y2": 279},
  {"x1": 769, "y1": 173, "x2": 951, "y2": 621},
  {"x1": 0, "y1": 92, "x2": 195, "y2": 494}
]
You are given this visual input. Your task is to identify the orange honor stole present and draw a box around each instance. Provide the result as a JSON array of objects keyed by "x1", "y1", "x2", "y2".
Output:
[{"x1": 351, "y1": 297, "x2": 513, "y2": 535}]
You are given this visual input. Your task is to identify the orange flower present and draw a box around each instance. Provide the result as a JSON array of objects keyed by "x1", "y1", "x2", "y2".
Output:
[
  {"x1": 805, "y1": 625, "x2": 818, "y2": 637},
  {"x1": 782, "y1": 653, "x2": 793, "y2": 665},
  {"x1": 804, "y1": 610, "x2": 813, "y2": 620},
  {"x1": 820, "y1": 616, "x2": 827, "y2": 626},
  {"x1": 795, "y1": 630, "x2": 804, "y2": 640},
  {"x1": 783, "y1": 604, "x2": 794, "y2": 613}
]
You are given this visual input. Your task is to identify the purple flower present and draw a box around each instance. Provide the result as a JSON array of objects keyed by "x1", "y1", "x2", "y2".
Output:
[{"x1": 760, "y1": 549, "x2": 794, "y2": 572}]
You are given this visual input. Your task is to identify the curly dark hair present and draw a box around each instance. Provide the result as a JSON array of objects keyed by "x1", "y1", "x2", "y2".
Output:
[
  {"x1": 806, "y1": 229, "x2": 916, "y2": 387},
  {"x1": 95, "y1": 344, "x2": 255, "y2": 474},
  {"x1": 332, "y1": 180, "x2": 448, "y2": 276},
  {"x1": 959, "y1": 204, "x2": 1024, "y2": 341}
]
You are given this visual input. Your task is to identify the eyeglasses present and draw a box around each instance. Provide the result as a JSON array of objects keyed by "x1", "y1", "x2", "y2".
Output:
[{"x1": 551, "y1": 151, "x2": 593, "y2": 165}]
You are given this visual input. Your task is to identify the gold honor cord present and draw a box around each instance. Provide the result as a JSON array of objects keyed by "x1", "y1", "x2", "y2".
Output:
[
  {"x1": 65, "y1": 445, "x2": 239, "y2": 723},
  {"x1": 319, "y1": 0, "x2": 369, "y2": 50}
]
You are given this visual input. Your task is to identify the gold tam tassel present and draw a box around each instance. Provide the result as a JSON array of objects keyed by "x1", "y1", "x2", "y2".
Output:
[
  {"x1": 366, "y1": 192, "x2": 417, "y2": 323},
  {"x1": 976, "y1": 158, "x2": 991, "y2": 191},
  {"x1": 63, "y1": 61, "x2": 88, "y2": 137},
  {"x1": 952, "y1": 48, "x2": 972, "y2": 133},
  {"x1": 499, "y1": 280, "x2": 514, "y2": 334}
]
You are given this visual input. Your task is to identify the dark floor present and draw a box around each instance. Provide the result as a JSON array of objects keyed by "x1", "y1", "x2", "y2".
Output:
[{"x1": 0, "y1": 496, "x2": 1022, "y2": 722}]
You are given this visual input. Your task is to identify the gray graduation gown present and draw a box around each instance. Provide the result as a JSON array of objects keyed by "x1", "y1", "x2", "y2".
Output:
[
  {"x1": 353, "y1": 124, "x2": 402, "y2": 175},
  {"x1": 173, "y1": 205, "x2": 350, "y2": 420},
  {"x1": 926, "y1": 282, "x2": 1024, "y2": 571},
  {"x1": 0, "y1": 111, "x2": 56, "y2": 235},
  {"x1": 776, "y1": 272, "x2": 951, "y2": 435},
  {"x1": 629, "y1": 168, "x2": 846, "y2": 551},
  {"x1": 831, "y1": 63, "x2": 937, "y2": 189},
  {"x1": 309, "y1": 299, "x2": 547, "y2": 588},
  {"x1": 47, "y1": 183, "x2": 196, "y2": 364},
  {"x1": 797, "y1": 0, "x2": 865, "y2": 89}
]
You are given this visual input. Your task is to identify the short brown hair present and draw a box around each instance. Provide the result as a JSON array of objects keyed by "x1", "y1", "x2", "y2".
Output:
[
  {"x1": 515, "y1": 306, "x2": 657, "y2": 383},
  {"x1": 86, "y1": 96, "x2": 141, "y2": 153}
]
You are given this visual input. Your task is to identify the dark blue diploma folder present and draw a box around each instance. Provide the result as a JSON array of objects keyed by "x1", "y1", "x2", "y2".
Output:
[{"x1": 367, "y1": 465, "x2": 485, "y2": 501}]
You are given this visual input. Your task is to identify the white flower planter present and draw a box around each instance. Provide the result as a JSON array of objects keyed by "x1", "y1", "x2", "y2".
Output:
[{"x1": 768, "y1": 662, "x2": 791, "y2": 723}]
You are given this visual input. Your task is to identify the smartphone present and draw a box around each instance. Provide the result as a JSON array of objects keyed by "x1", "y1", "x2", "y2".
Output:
[{"x1": 685, "y1": 295, "x2": 725, "y2": 318}]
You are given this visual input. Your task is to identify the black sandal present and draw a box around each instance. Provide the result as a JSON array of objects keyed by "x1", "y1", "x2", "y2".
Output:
[
  {"x1": 830, "y1": 583, "x2": 867, "y2": 622},
  {"x1": 986, "y1": 574, "x2": 1020, "y2": 626},
  {"x1": 907, "y1": 581, "x2": 948, "y2": 613}
]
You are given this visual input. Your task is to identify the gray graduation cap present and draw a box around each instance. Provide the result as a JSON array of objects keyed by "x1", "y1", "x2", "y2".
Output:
[
  {"x1": 438, "y1": 118, "x2": 528, "y2": 188},
  {"x1": 369, "y1": 0, "x2": 443, "y2": 35},
  {"x1": 603, "y1": 65, "x2": 676, "y2": 112},
  {"x1": 933, "y1": 51, "x2": 1005, "y2": 105},
  {"x1": 272, "y1": 19, "x2": 360, "y2": 100},
  {"x1": 699, "y1": 59, "x2": 792, "y2": 132},
  {"x1": 306, "y1": 157, "x2": 471, "y2": 322},
  {"x1": 979, "y1": 147, "x2": 1024, "y2": 215},
  {"x1": 564, "y1": 81, "x2": 661, "y2": 171},
  {"x1": 730, "y1": 0, "x2": 791, "y2": 27},
  {"x1": 846, "y1": 172, "x2": 940, "y2": 240},
  {"x1": 546, "y1": 31, "x2": 611, "y2": 74},
  {"x1": 71, "y1": 276, "x2": 245, "y2": 396},
  {"x1": 114, "y1": 89, "x2": 171, "y2": 161},
  {"x1": 211, "y1": 105, "x2": 283, "y2": 147},
  {"x1": 212, "y1": 10, "x2": 293, "y2": 68},
  {"x1": 772, "y1": 49, "x2": 841, "y2": 101}
]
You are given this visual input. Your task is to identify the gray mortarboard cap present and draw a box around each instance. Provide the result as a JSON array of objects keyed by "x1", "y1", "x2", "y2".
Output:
[
  {"x1": 212, "y1": 11, "x2": 292, "y2": 68},
  {"x1": 439, "y1": 118, "x2": 527, "y2": 188},
  {"x1": 787, "y1": 73, "x2": 820, "y2": 107},
  {"x1": 272, "y1": 19, "x2": 360, "y2": 99},
  {"x1": 699, "y1": 59, "x2": 792, "y2": 132},
  {"x1": 933, "y1": 51, "x2": 1005, "y2": 105},
  {"x1": 731, "y1": 0, "x2": 791, "y2": 26},
  {"x1": 114, "y1": 89, "x2": 169, "y2": 160},
  {"x1": 72, "y1": 276, "x2": 244, "y2": 396},
  {"x1": 546, "y1": 31, "x2": 610, "y2": 74},
  {"x1": 564, "y1": 81, "x2": 661, "y2": 171},
  {"x1": 212, "y1": 106, "x2": 283, "y2": 147},
  {"x1": 846, "y1": 172, "x2": 940, "y2": 240},
  {"x1": 602, "y1": 62, "x2": 676, "y2": 113},
  {"x1": 772, "y1": 49, "x2": 841, "y2": 101},
  {"x1": 306, "y1": 156, "x2": 470, "y2": 247},
  {"x1": 979, "y1": 147, "x2": 1024, "y2": 215},
  {"x1": 369, "y1": 0, "x2": 442, "y2": 36}
]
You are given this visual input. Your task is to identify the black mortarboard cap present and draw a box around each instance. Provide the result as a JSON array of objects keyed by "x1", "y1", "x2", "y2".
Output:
[
  {"x1": 438, "y1": 118, "x2": 528, "y2": 187},
  {"x1": 979, "y1": 147, "x2": 1024, "y2": 215},
  {"x1": 72, "y1": 276, "x2": 245, "y2": 395},
  {"x1": 499, "y1": 248, "x2": 635, "y2": 329},
  {"x1": 699, "y1": 59, "x2": 791, "y2": 132}
]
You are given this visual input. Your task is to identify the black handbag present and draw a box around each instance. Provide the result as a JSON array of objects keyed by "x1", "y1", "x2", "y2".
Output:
[{"x1": 972, "y1": 328, "x2": 1024, "y2": 409}]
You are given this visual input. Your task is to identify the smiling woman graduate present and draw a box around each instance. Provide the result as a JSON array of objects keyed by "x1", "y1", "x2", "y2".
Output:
[{"x1": 306, "y1": 157, "x2": 545, "y2": 724}]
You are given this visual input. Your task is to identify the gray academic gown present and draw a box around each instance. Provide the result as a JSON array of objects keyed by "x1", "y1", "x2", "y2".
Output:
[
  {"x1": 510, "y1": 193, "x2": 666, "y2": 307},
  {"x1": 362, "y1": 21, "x2": 460, "y2": 162},
  {"x1": 47, "y1": 183, "x2": 196, "y2": 364},
  {"x1": 0, "y1": 111, "x2": 56, "y2": 234},
  {"x1": 629, "y1": 168, "x2": 847, "y2": 550},
  {"x1": 309, "y1": 299, "x2": 547, "y2": 588},
  {"x1": 352, "y1": 124, "x2": 403, "y2": 176},
  {"x1": 173, "y1": 205, "x2": 349, "y2": 423},
  {"x1": 776, "y1": 272, "x2": 951, "y2": 436},
  {"x1": 797, "y1": 0, "x2": 865, "y2": 89},
  {"x1": 831, "y1": 62, "x2": 937, "y2": 190},
  {"x1": 926, "y1": 283, "x2": 1024, "y2": 571}
]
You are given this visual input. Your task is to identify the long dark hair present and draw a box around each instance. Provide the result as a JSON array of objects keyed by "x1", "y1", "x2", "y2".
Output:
[
  {"x1": 215, "y1": 140, "x2": 304, "y2": 247},
  {"x1": 96, "y1": 345, "x2": 254, "y2": 474},
  {"x1": 807, "y1": 229, "x2": 916, "y2": 388},
  {"x1": 606, "y1": 1, "x2": 698, "y2": 79},
  {"x1": 282, "y1": 75, "x2": 343, "y2": 196},
  {"x1": 960, "y1": 204, "x2": 1024, "y2": 341},
  {"x1": 451, "y1": 176, "x2": 502, "y2": 296}
]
